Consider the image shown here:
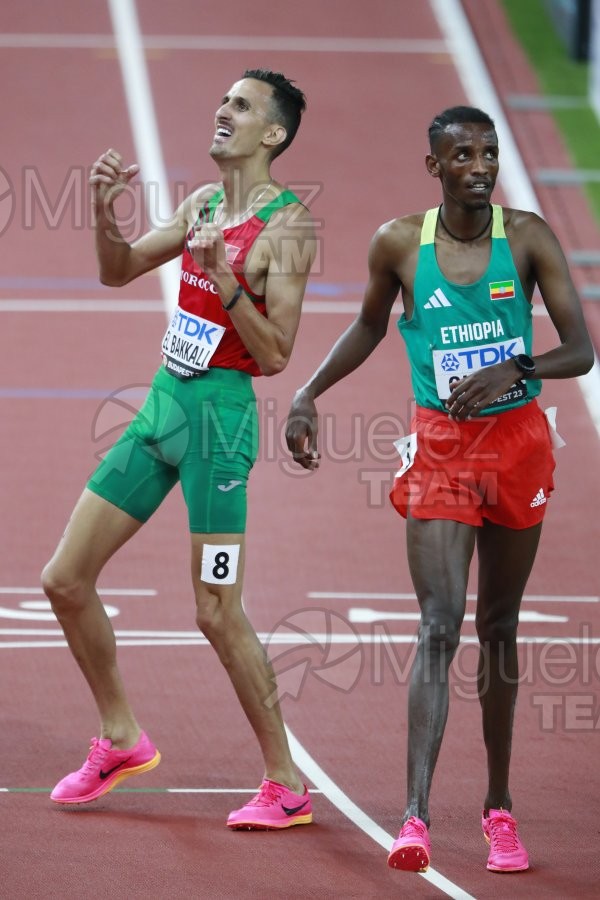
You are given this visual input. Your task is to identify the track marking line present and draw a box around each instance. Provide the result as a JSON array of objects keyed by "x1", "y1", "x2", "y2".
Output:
[
  {"x1": 430, "y1": 0, "x2": 600, "y2": 437},
  {"x1": 286, "y1": 726, "x2": 477, "y2": 899},
  {"x1": 309, "y1": 591, "x2": 599, "y2": 604},
  {"x1": 0, "y1": 587, "x2": 156, "y2": 596},
  {"x1": 348, "y1": 608, "x2": 568, "y2": 625},
  {"x1": 107, "y1": 0, "x2": 179, "y2": 317},
  {"x1": 1, "y1": 631, "x2": 599, "y2": 649},
  {"x1": 0, "y1": 33, "x2": 447, "y2": 54},
  {"x1": 0, "y1": 786, "x2": 323, "y2": 794}
]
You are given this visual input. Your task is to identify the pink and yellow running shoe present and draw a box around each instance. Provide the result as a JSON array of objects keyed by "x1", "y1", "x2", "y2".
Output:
[
  {"x1": 482, "y1": 808, "x2": 529, "y2": 872},
  {"x1": 387, "y1": 816, "x2": 431, "y2": 872},
  {"x1": 50, "y1": 732, "x2": 161, "y2": 804},
  {"x1": 227, "y1": 779, "x2": 312, "y2": 830}
]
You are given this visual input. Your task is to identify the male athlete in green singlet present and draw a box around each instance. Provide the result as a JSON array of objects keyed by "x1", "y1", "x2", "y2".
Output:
[{"x1": 286, "y1": 106, "x2": 593, "y2": 874}]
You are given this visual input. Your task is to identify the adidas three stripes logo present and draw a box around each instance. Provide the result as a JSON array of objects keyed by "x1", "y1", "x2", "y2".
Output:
[{"x1": 424, "y1": 288, "x2": 452, "y2": 309}]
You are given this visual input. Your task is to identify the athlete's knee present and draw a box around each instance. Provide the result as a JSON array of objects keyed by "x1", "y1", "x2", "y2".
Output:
[
  {"x1": 41, "y1": 560, "x2": 90, "y2": 615},
  {"x1": 476, "y1": 610, "x2": 519, "y2": 647},
  {"x1": 194, "y1": 586, "x2": 221, "y2": 637},
  {"x1": 194, "y1": 582, "x2": 239, "y2": 638},
  {"x1": 418, "y1": 613, "x2": 462, "y2": 657}
]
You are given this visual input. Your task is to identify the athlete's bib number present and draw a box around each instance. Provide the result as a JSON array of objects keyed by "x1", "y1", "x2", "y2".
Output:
[
  {"x1": 162, "y1": 306, "x2": 226, "y2": 378},
  {"x1": 201, "y1": 544, "x2": 240, "y2": 586},
  {"x1": 432, "y1": 336, "x2": 528, "y2": 409}
]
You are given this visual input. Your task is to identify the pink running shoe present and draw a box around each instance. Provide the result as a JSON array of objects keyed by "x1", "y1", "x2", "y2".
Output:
[
  {"x1": 482, "y1": 808, "x2": 529, "y2": 872},
  {"x1": 387, "y1": 816, "x2": 431, "y2": 872},
  {"x1": 227, "y1": 779, "x2": 312, "y2": 830},
  {"x1": 50, "y1": 732, "x2": 161, "y2": 804}
]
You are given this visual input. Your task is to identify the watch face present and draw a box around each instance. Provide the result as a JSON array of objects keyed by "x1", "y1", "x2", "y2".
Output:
[{"x1": 515, "y1": 354, "x2": 535, "y2": 375}]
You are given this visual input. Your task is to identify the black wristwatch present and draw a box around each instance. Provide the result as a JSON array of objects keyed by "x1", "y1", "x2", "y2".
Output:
[{"x1": 512, "y1": 353, "x2": 536, "y2": 379}]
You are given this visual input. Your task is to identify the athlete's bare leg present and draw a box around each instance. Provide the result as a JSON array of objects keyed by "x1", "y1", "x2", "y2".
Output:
[
  {"x1": 191, "y1": 533, "x2": 303, "y2": 793},
  {"x1": 41, "y1": 488, "x2": 144, "y2": 748},
  {"x1": 402, "y1": 514, "x2": 477, "y2": 826},
  {"x1": 475, "y1": 520, "x2": 542, "y2": 812}
]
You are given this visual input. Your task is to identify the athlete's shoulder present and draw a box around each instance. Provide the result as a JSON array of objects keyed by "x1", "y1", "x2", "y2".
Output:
[
  {"x1": 500, "y1": 206, "x2": 547, "y2": 233},
  {"x1": 371, "y1": 212, "x2": 426, "y2": 253},
  {"x1": 261, "y1": 186, "x2": 315, "y2": 234},
  {"x1": 501, "y1": 207, "x2": 559, "y2": 254}
]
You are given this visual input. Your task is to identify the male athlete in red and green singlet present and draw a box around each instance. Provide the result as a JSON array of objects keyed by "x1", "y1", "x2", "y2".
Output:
[
  {"x1": 286, "y1": 106, "x2": 593, "y2": 873},
  {"x1": 43, "y1": 69, "x2": 316, "y2": 830}
]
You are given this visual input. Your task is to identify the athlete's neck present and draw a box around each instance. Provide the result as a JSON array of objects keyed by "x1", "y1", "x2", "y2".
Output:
[
  {"x1": 438, "y1": 203, "x2": 493, "y2": 243},
  {"x1": 218, "y1": 165, "x2": 274, "y2": 219}
]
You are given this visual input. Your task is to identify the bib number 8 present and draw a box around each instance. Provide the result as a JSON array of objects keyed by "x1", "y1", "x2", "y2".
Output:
[
  {"x1": 201, "y1": 544, "x2": 240, "y2": 585},
  {"x1": 212, "y1": 552, "x2": 230, "y2": 580}
]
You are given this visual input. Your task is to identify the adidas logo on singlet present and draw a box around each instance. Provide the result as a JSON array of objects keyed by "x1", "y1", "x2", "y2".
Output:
[
  {"x1": 424, "y1": 288, "x2": 452, "y2": 309},
  {"x1": 530, "y1": 488, "x2": 547, "y2": 508}
]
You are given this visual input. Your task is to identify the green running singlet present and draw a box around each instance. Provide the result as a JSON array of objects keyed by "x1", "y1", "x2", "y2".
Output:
[{"x1": 398, "y1": 204, "x2": 542, "y2": 414}]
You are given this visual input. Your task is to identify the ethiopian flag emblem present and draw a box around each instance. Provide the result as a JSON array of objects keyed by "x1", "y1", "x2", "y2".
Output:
[{"x1": 489, "y1": 280, "x2": 515, "y2": 300}]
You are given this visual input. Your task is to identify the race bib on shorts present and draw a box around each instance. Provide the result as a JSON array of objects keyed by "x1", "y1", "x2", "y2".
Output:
[
  {"x1": 432, "y1": 336, "x2": 528, "y2": 409},
  {"x1": 161, "y1": 306, "x2": 225, "y2": 378},
  {"x1": 393, "y1": 432, "x2": 418, "y2": 478},
  {"x1": 544, "y1": 406, "x2": 567, "y2": 450}
]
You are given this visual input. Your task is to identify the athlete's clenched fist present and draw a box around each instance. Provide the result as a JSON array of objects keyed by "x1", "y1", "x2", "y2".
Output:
[
  {"x1": 90, "y1": 148, "x2": 139, "y2": 205},
  {"x1": 187, "y1": 223, "x2": 229, "y2": 277}
]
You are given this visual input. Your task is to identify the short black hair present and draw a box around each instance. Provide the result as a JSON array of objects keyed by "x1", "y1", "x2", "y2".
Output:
[
  {"x1": 428, "y1": 106, "x2": 496, "y2": 151},
  {"x1": 243, "y1": 68, "x2": 306, "y2": 158}
]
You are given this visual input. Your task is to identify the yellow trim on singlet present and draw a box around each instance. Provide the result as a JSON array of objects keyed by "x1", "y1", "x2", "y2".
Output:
[
  {"x1": 420, "y1": 204, "x2": 504, "y2": 245},
  {"x1": 420, "y1": 208, "x2": 438, "y2": 245},
  {"x1": 491, "y1": 204, "x2": 505, "y2": 239}
]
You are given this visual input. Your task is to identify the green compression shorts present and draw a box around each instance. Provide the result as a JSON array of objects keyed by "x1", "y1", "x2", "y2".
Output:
[{"x1": 88, "y1": 365, "x2": 258, "y2": 533}]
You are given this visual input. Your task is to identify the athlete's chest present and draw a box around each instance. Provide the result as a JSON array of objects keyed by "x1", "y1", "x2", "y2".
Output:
[{"x1": 432, "y1": 240, "x2": 493, "y2": 285}]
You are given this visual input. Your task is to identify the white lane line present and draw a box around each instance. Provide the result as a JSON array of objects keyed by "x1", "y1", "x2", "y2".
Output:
[
  {"x1": 430, "y1": 0, "x2": 538, "y2": 212},
  {"x1": 0, "y1": 605, "x2": 117, "y2": 621},
  {"x1": 3, "y1": 633, "x2": 599, "y2": 650},
  {"x1": 430, "y1": 0, "x2": 600, "y2": 437},
  {"x1": 107, "y1": 0, "x2": 180, "y2": 318},
  {"x1": 166, "y1": 787, "x2": 323, "y2": 794},
  {"x1": 0, "y1": 587, "x2": 156, "y2": 595},
  {"x1": 0, "y1": 300, "x2": 165, "y2": 313},
  {"x1": 348, "y1": 608, "x2": 568, "y2": 625},
  {"x1": 286, "y1": 725, "x2": 477, "y2": 899},
  {"x1": 309, "y1": 591, "x2": 599, "y2": 603},
  {"x1": 0, "y1": 33, "x2": 447, "y2": 53}
]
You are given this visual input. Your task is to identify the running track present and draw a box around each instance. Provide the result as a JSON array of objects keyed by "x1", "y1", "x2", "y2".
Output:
[{"x1": 1, "y1": 2, "x2": 599, "y2": 898}]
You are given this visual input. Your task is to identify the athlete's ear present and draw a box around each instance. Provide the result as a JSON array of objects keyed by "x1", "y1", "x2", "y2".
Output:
[
  {"x1": 426, "y1": 153, "x2": 441, "y2": 179},
  {"x1": 263, "y1": 124, "x2": 287, "y2": 151}
]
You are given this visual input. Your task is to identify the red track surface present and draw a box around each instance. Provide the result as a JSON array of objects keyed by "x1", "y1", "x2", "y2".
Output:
[{"x1": 1, "y1": 2, "x2": 599, "y2": 898}]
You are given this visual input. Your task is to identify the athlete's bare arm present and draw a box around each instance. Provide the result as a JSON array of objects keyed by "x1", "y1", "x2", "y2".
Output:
[
  {"x1": 90, "y1": 148, "x2": 216, "y2": 287},
  {"x1": 513, "y1": 211, "x2": 593, "y2": 377},
  {"x1": 285, "y1": 219, "x2": 410, "y2": 469},
  {"x1": 189, "y1": 202, "x2": 317, "y2": 376},
  {"x1": 445, "y1": 211, "x2": 594, "y2": 419}
]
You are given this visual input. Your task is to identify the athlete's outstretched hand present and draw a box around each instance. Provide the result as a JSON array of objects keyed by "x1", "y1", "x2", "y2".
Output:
[
  {"x1": 286, "y1": 389, "x2": 321, "y2": 470},
  {"x1": 89, "y1": 149, "x2": 139, "y2": 206}
]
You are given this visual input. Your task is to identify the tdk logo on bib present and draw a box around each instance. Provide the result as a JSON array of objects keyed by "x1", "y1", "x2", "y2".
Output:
[
  {"x1": 433, "y1": 336, "x2": 525, "y2": 399},
  {"x1": 162, "y1": 306, "x2": 226, "y2": 375},
  {"x1": 440, "y1": 353, "x2": 460, "y2": 372},
  {"x1": 170, "y1": 309, "x2": 219, "y2": 345}
]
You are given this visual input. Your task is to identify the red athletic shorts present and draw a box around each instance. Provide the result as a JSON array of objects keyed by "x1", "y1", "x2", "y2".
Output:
[{"x1": 389, "y1": 400, "x2": 556, "y2": 529}]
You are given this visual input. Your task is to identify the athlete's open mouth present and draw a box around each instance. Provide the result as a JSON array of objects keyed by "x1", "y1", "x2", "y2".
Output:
[{"x1": 214, "y1": 122, "x2": 233, "y2": 142}]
